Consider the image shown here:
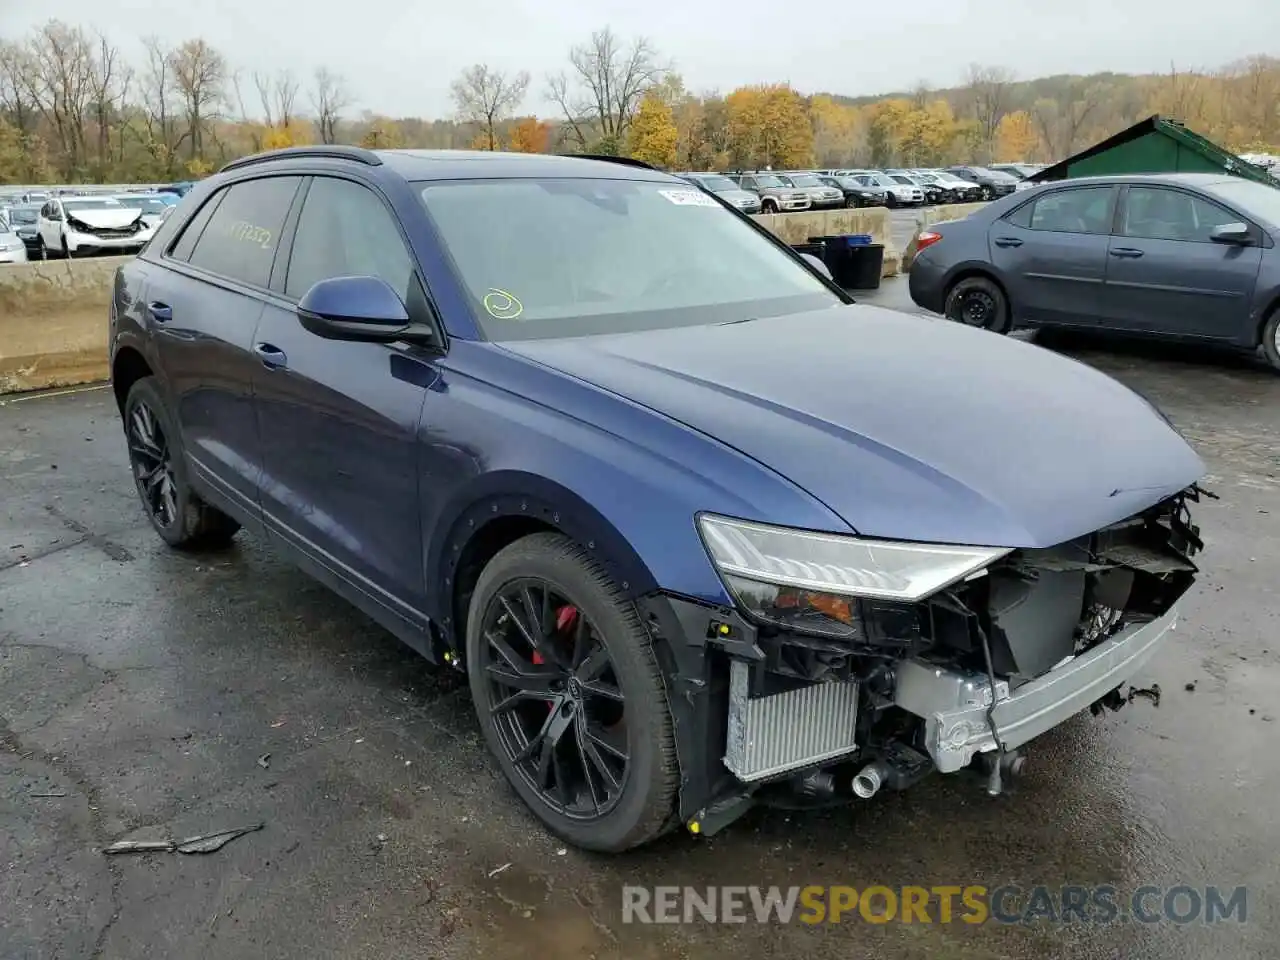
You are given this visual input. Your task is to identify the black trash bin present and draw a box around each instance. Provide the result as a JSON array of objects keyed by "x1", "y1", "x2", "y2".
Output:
[
  {"x1": 808, "y1": 234, "x2": 881, "y2": 289},
  {"x1": 845, "y1": 242, "x2": 885, "y2": 290},
  {"x1": 807, "y1": 234, "x2": 850, "y2": 281}
]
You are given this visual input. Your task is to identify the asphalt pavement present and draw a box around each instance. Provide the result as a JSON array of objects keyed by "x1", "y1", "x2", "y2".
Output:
[{"x1": 3, "y1": 295, "x2": 1278, "y2": 959}]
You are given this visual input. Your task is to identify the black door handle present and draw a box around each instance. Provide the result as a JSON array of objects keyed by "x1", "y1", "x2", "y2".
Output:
[
  {"x1": 994, "y1": 237, "x2": 1023, "y2": 248},
  {"x1": 147, "y1": 301, "x2": 172, "y2": 322},
  {"x1": 1110, "y1": 247, "x2": 1145, "y2": 259},
  {"x1": 254, "y1": 342, "x2": 288, "y2": 370}
]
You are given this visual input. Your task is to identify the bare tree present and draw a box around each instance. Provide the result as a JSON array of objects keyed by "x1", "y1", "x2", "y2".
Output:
[
  {"x1": 227, "y1": 70, "x2": 264, "y2": 152},
  {"x1": 449, "y1": 64, "x2": 528, "y2": 150},
  {"x1": 0, "y1": 41, "x2": 37, "y2": 137},
  {"x1": 170, "y1": 38, "x2": 225, "y2": 162},
  {"x1": 963, "y1": 64, "x2": 1015, "y2": 162},
  {"x1": 547, "y1": 28, "x2": 665, "y2": 153},
  {"x1": 87, "y1": 31, "x2": 129, "y2": 176},
  {"x1": 252, "y1": 69, "x2": 299, "y2": 129},
  {"x1": 140, "y1": 36, "x2": 182, "y2": 173},
  {"x1": 24, "y1": 21, "x2": 95, "y2": 178},
  {"x1": 310, "y1": 66, "x2": 350, "y2": 144},
  {"x1": 1032, "y1": 81, "x2": 1103, "y2": 159}
]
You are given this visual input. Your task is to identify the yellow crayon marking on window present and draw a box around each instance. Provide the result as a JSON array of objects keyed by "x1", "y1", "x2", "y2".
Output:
[
  {"x1": 227, "y1": 220, "x2": 273, "y2": 249},
  {"x1": 483, "y1": 288, "x2": 523, "y2": 320}
]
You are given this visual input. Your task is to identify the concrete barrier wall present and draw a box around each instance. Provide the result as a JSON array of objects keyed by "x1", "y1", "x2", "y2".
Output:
[
  {"x1": 0, "y1": 256, "x2": 130, "y2": 394},
  {"x1": 0, "y1": 206, "x2": 901, "y2": 396}
]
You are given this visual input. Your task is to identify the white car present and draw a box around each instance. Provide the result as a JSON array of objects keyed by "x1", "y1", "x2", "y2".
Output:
[
  {"x1": 36, "y1": 196, "x2": 155, "y2": 259},
  {"x1": 846, "y1": 171, "x2": 924, "y2": 207},
  {"x1": 113, "y1": 193, "x2": 179, "y2": 228},
  {"x1": 0, "y1": 211, "x2": 29, "y2": 265}
]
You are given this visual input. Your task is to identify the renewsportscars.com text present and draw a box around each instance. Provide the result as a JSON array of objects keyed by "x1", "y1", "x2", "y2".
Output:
[{"x1": 622, "y1": 884, "x2": 1248, "y2": 925}]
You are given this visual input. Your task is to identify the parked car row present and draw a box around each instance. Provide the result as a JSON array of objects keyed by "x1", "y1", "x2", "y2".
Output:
[
  {"x1": 0, "y1": 190, "x2": 181, "y2": 262},
  {"x1": 676, "y1": 165, "x2": 1038, "y2": 212}
]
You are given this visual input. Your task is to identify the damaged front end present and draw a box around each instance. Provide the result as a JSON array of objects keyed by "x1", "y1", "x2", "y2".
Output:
[{"x1": 641, "y1": 487, "x2": 1205, "y2": 837}]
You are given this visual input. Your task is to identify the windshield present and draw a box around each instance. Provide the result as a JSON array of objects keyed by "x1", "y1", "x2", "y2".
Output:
[
  {"x1": 752, "y1": 175, "x2": 786, "y2": 188},
  {"x1": 694, "y1": 175, "x2": 739, "y2": 192},
  {"x1": 835, "y1": 177, "x2": 864, "y2": 190},
  {"x1": 63, "y1": 198, "x2": 126, "y2": 212},
  {"x1": 914, "y1": 173, "x2": 939, "y2": 183},
  {"x1": 786, "y1": 174, "x2": 822, "y2": 188},
  {"x1": 8, "y1": 207, "x2": 37, "y2": 224},
  {"x1": 1206, "y1": 179, "x2": 1280, "y2": 227},
  {"x1": 417, "y1": 178, "x2": 840, "y2": 340},
  {"x1": 890, "y1": 175, "x2": 915, "y2": 185},
  {"x1": 116, "y1": 196, "x2": 169, "y2": 214}
]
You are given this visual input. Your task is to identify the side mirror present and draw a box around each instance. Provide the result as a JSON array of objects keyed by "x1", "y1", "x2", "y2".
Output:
[
  {"x1": 297, "y1": 276, "x2": 413, "y2": 343},
  {"x1": 800, "y1": 252, "x2": 833, "y2": 281},
  {"x1": 1209, "y1": 222, "x2": 1251, "y2": 245}
]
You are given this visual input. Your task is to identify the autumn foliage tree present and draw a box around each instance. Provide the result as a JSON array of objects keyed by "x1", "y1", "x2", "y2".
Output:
[
  {"x1": 994, "y1": 110, "x2": 1041, "y2": 161},
  {"x1": 507, "y1": 116, "x2": 551, "y2": 153},
  {"x1": 627, "y1": 90, "x2": 678, "y2": 168},
  {"x1": 726, "y1": 84, "x2": 813, "y2": 169}
]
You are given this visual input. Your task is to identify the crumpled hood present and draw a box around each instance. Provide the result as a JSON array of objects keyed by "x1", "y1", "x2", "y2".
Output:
[
  {"x1": 502, "y1": 305, "x2": 1205, "y2": 548},
  {"x1": 66, "y1": 207, "x2": 141, "y2": 229}
]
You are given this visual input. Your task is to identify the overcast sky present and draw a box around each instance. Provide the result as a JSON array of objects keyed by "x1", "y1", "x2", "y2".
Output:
[{"x1": 6, "y1": 0, "x2": 1279, "y2": 118}]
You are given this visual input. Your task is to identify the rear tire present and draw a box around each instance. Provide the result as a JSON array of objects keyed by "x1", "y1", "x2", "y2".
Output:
[
  {"x1": 466, "y1": 532, "x2": 678, "y2": 852},
  {"x1": 123, "y1": 377, "x2": 241, "y2": 550},
  {"x1": 945, "y1": 276, "x2": 1011, "y2": 334},
  {"x1": 1262, "y1": 310, "x2": 1280, "y2": 372}
]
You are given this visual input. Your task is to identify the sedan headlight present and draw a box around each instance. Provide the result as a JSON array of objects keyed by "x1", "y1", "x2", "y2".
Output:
[{"x1": 698, "y1": 514, "x2": 1009, "y2": 639}]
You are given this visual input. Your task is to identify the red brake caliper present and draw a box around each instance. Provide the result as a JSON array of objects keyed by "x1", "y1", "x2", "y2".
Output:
[{"x1": 533, "y1": 605, "x2": 579, "y2": 711}]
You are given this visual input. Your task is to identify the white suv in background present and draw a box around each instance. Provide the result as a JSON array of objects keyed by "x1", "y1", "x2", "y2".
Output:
[{"x1": 36, "y1": 195, "x2": 156, "y2": 259}]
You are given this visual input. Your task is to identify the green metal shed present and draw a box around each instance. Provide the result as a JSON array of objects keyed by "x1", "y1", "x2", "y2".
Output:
[{"x1": 1029, "y1": 115, "x2": 1277, "y2": 187}]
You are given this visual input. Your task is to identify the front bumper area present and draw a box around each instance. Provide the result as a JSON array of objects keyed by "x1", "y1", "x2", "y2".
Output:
[{"x1": 894, "y1": 606, "x2": 1178, "y2": 773}]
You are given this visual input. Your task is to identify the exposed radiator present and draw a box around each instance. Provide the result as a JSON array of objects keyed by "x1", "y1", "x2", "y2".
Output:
[{"x1": 723, "y1": 660, "x2": 860, "y2": 781}]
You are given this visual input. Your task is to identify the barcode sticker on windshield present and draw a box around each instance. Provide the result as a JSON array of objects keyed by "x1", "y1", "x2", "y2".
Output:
[{"x1": 659, "y1": 189, "x2": 720, "y2": 208}]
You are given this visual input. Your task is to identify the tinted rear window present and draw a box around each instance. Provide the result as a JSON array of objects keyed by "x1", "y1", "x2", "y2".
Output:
[{"x1": 186, "y1": 177, "x2": 301, "y2": 288}]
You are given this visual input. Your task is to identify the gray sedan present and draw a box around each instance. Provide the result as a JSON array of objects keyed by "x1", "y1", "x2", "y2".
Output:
[{"x1": 908, "y1": 173, "x2": 1280, "y2": 370}]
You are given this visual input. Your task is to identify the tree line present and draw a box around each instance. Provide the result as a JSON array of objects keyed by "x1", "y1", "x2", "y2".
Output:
[{"x1": 2, "y1": 20, "x2": 1278, "y2": 185}]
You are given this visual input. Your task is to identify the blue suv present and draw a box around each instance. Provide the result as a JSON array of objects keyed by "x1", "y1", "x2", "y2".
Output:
[{"x1": 111, "y1": 146, "x2": 1206, "y2": 851}]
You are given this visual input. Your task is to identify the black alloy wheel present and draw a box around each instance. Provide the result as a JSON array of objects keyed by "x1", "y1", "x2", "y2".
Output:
[
  {"x1": 128, "y1": 396, "x2": 179, "y2": 529},
  {"x1": 479, "y1": 578, "x2": 630, "y2": 818},
  {"x1": 467, "y1": 533, "x2": 678, "y2": 851},
  {"x1": 123, "y1": 377, "x2": 241, "y2": 548}
]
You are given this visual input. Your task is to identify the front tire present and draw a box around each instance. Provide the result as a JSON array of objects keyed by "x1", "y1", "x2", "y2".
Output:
[
  {"x1": 466, "y1": 533, "x2": 678, "y2": 852},
  {"x1": 123, "y1": 377, "x2": 241, "y2": 550},
  {"x1": 945, "y1": 276, "x2": 1011, "y2": 333},
  {"x1": 762, "y1": 199, "x2": 778, "y2": 213}
]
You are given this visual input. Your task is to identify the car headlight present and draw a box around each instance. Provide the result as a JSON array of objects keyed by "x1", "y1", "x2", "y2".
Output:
[{"x1": 698, "y1": 514, "x2": 1010, "y2": 639}]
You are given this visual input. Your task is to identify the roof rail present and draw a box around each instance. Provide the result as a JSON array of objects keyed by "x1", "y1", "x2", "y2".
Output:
[
  {"x1": 564, "y1": 153, "x2": 659, "y2": 171},
  {"x1": 218, "y1": 145, "x2": 383, "y2": 174}
]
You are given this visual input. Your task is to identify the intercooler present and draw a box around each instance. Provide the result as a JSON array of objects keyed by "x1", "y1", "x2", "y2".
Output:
[{"x1": 722, "y1": 659, "x2": 860, "y2": 781}]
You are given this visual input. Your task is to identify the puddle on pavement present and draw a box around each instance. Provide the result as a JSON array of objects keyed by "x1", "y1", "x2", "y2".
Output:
[{"x1": 471, "y1": 861, "x2": 670, "y2": 960}]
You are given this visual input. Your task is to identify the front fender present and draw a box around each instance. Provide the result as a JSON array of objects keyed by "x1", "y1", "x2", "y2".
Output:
[
  {"x1": 416, "y1": 342, "x2": 851, "y2": 634},
  {"x1": 424, "y1": 473, "x2": 663, "y2": 631}
]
